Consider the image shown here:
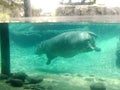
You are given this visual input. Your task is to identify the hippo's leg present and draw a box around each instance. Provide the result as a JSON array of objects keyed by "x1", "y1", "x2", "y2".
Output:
[{"x1": 46, "y1": 53, "x2": 56, "y2": 65}]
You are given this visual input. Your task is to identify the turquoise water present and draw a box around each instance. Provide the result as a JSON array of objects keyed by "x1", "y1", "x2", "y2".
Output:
[{"x1": 8, "y1": 22, "x2": 120, "y2": 78}]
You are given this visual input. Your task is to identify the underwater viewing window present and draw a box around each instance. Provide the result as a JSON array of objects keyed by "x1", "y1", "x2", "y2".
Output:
[
  {"x1": 1, "y1": 15, "x2": 120, "y2": 75},
  {"x1": 0, "y1": 17, "x2": 120, "y2": 90},
  {"x1": 1, "y1": 0, "x2": 120, "y2": 90}
]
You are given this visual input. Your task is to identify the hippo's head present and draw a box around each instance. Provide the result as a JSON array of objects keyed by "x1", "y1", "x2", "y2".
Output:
[{"x1": 83, "y1": 31, "x2": 101, "y2": 52}]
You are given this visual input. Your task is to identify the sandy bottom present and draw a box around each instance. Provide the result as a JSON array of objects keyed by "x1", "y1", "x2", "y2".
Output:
[{"x1": 1, "y1": 72, "x2": 120, "y2": 90}]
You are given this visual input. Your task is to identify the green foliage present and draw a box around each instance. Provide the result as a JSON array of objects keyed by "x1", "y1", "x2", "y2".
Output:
[
  {"x1": 0, "y1": 0, "x2": 23, "y2": 10},
  {"x1": 0, "y1": 13, "x2": 9, "y2": 20},
  {"x1": 0, "y1": 0, "x2": 23, "y2": 18}
]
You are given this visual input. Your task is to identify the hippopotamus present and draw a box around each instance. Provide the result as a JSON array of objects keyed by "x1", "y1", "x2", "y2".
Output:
[{"x1": 35, "y1": 31, "x2": 101, "y2": 65}]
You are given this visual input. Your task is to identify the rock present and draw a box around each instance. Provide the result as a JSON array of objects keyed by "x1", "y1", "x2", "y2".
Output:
[
  {"x1": 97, "y1": 78, "x2": 105, "y2": 82},
  {"x1": 0, "y1": 74, "x2": 9, "y2": 80},
  {"x1": 24, "y1": 85, "x2": 31, "y2": 89},
  {"x1": 90, "y1": 82, "x2": 106, "y2": 90},
  {"x1": 89, "y1": 75, "x2": 95, "y2": 77},
  {"x1": 8, "y1": 79, "x2": 23, "y2": 87},
  {"x1": 85, "y1": 78, "x2": 94, "y2": 82},
  {"x1": 56, "y1": 6, "x2": 120, "y2": 16},
  {"x1": 24, "y1": 84, "x2": 45, "y2": 90},
  {"x1": 76, "y1": 74, "x2": 83, "y2": 77},
  {"x1": 26, "y1": 76, "x2": 43, "y2": 84},
  {"x1": 10, "y1": 72, "x2": 28, "y2": 82},
  {"x1": 64, "y1": 73, "x2": 71, "y2": 76}
]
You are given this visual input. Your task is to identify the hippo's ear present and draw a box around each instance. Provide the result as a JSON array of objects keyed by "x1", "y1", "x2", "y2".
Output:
[{"x1": 88, "y1": 32, "x2": 98, "y2": 38}]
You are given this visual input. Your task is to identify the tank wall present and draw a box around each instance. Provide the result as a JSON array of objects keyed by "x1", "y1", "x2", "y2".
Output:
[{"x1": 8, "y1": 22, "x2": 120, "y2": 78}]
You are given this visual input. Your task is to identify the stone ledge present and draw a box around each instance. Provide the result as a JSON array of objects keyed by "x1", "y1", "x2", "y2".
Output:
[
  {"x1": 0, "y1": 15, "x2": 120, "y2": 23},
  {"x1": 56, "y1": 5, "x2": 120, "y2": 16}
]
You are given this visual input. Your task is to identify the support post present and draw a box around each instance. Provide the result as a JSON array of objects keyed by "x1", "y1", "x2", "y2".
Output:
[
  {"x1": 24, "y1": 0, "x2": 31, "y2": 17},
  {"x1": 0, "y1": 23, "x2": 10, "y2": 75}
]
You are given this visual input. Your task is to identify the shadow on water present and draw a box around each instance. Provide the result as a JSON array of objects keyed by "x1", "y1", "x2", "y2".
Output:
[
  {"x1": 10, "y1": 22, "x2": 120, "y2": 48},
  {"x1": 10, "y1": 32, "x2": 41, "y2": 47},
  {"x1": 10, "y1": 32, "x2": 59, "y2": 47}
]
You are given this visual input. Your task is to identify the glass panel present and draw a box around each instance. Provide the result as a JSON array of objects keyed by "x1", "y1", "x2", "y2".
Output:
[
  {"x1": 1, "y1": 0, "x2": 120, "y2": 89},
  {"x1": 9, "y1": 22, "x2": 120, "y2": 79},
  {"x1": 8, "y1": 22, "x2": 120, "y2": 90}
]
